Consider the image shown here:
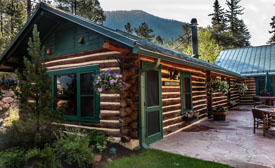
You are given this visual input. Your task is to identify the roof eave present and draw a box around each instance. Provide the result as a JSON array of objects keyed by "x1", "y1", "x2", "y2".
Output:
[{"x1": 133, "y1": 46, "x2": 245, "y2": 79}]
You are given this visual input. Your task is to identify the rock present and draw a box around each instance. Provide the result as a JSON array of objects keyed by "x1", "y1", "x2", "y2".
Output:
[
  {"x1": 2, "y1": 103, "x2": 10, "y2": 109},
  {"x1": 2, "y1": 97, "x2": 14, "y2": 103},
  {"x1": 93, "y1": 155, "x2": 102, "y2": 162},
  {"x1": 106, "y1": 158, "x2": 112, "y2": 163},
  {"x1": 2, "y1": 91, "x2": 14, "y2": 97}
]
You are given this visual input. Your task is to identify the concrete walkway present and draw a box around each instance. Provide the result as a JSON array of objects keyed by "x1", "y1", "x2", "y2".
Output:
[{"x1": 151, "y1": 105, "x2": 275, "y2": 168}]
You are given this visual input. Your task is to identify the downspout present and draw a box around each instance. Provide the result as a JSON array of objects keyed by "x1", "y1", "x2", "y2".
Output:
[{"x1": 138, "y1": 57, "x2": 161, "y2": 150}]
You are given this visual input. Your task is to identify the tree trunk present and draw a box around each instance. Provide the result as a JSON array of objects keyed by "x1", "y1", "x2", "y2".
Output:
[{"x1": 27, "y1": 0, "x2": 31, "y2": 19}]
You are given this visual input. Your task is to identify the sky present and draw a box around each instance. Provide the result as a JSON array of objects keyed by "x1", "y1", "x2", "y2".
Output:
[{"x1": 99, "y1": 0, "x2": 275, "y2": 46}]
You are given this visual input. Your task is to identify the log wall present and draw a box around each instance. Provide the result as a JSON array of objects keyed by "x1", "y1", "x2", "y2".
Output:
[
  {"x1": 240, "y1": 77, "x2": 256, "y2": 104},
  {"x1": 159, "y1": 62, "x2": 208, "y2": 137},
  {"x1": 45, "y1": 49, "x2": 135, "y2": 139}
]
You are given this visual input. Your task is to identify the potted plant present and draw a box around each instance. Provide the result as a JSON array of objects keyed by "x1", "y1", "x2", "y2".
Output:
[
  {"x1": 212, "y1": 106, "x2": 227, "y2": 121},
  {"x1": 93, "y1": 70, "x2": 125, "y2": 94},
  {"x1": 207, "y1": 79, "x2": 229, "y2": 95},
  {"x1": 234, "y1": 83, "x2": 248, "y2": 95}
]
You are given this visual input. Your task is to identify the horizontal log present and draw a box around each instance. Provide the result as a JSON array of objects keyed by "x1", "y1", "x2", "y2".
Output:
[
  {"x1": 100, "y1": 110, "x2": 120, "y2": 119},
  {"x1": 54, "y1": 122, "x2": 121, "y2": 137}
]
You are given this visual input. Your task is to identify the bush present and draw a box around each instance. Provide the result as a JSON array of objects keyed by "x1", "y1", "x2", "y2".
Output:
[
  {"x1": 1, "y1": 120, "x2": 57, "y2": 149},
  {"x1": 53, "y1": 129, "x2": 95, "y2": 168},
  {"x1": 0, "y1": 147, "x2": 25, "y2": 168},
  {"x1": 87, "y1": 130, "x2": 107, "y2": 152},
  {"x1": 25, "y1": 145, "x2": 60, "y2": 168}
]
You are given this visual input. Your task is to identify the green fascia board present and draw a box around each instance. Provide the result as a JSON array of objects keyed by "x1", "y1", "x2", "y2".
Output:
[
  {"x1": 241, "y1": 72, "x2": 275, "y2": 77},
  {"x1": 40, "y1": 3, "x2": 135, "y2": 48},
  {"x1": 133, "y1": 46, "x2": 245, "y2": 79}
]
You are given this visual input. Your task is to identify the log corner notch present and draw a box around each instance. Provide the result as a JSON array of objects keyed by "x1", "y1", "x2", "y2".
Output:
[{"x1": 102, "y1": 40, "x2": 132, "y2": 54}]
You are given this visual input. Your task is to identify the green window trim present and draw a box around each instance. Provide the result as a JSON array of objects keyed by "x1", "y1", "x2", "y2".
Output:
[
  {"x1": 180, "y1": 72, "x2": 193, "y2": 114},
  {"x1": 48, "y1": 65, "x2": 100, "y2": 123}
]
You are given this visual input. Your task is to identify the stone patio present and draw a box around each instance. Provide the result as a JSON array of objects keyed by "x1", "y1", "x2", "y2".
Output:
[{"x1": 151, "y1": 105, "x2": 275, "y2": 168}]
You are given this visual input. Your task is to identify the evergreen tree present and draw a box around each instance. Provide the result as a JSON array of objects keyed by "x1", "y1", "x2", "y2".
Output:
[
  {"x1": 55, "y1": 0, "x2": 106, "y2": 24},
  {"x1": 209, "y1": 0, "x2": 229, "y2": 46},
  {"x1": 134, "y1": 22, "x2": 155, "y2": 40},
  {"x1": 225, "y1": 0, "x2": 243, "y2": 35},
  {"x1": 267, "y1": 16, "x2": 275, "y2": 44},
  {"x1": 14, "y1": 25, "x2": 61, "y2": 133},
  {"x1": 225, "y1": 0, "x2": 250, "y2": 47},
  {"x1": 209, "y1": 0, "x2": 227, "y2": 32},
  {"x1": 155, "y1": 36, "x2": 163, "y2": 45},
  {"x1": 124, "y1": 22, "x2": 133, "y2": 34},
  {"x1": 238, "y1": 19, "x2": 251, "y2": 46}
]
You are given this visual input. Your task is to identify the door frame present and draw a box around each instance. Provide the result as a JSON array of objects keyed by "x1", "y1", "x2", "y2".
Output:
[{"x1": 139, "y1": 60, "x2": 163, "y2": 145}]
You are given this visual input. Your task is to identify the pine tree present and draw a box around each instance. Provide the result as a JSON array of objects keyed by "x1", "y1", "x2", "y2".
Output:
[
  {"x1": 225, "y1": 0, "x2": 244, "y2": 35},
  {"x1": 14, "y1": 25, "x2": 61, "y2": 133},
  {"x1": 209, "y1": 0, "x2": 229, "y2": 46},
  {"x1": 238, "y1": 19, "x2": 251, "y2": 46},
  {"x1": 225, "y1": 0, "x2": 250, "y2": 47},
  {"x1": 209, "y1": 0, "x2": 227, "y2": 32},
  {"x1": 155, "y1": 36, "x2": 163, "y2": 45},
  {"x1": 267, "y1": 16, "x2": 275, "y2": 44},
  {"x1": 124, "y1": 22, "x2": 133, "y2": 34},
  {"x1": 55, "y1": 0, "x2": 106, "y2": 24},
  {"x1": 134, "y1": 22, "x2": 155, "y2": 40}
]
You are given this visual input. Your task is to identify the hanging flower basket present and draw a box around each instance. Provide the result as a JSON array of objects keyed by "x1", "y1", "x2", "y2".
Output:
[
  {"x1": 93, "y1": 71, "x2": 125, "y2": 94},
  {"x1": 207, "y1": 79, "x2": 229, "y2": 95},
  {"x1": 234, "y1": 83, "x2": 248, "y2": 95}
]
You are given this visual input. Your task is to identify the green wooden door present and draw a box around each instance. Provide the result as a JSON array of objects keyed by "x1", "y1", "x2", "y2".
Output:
[{"x1": 143, "y1": 63, "x2": 163, "y2": 144}]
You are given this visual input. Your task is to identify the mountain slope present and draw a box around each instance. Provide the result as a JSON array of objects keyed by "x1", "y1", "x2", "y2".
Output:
[{"x1": 103, "y1": 10, "x2": 187, "y2": 39}]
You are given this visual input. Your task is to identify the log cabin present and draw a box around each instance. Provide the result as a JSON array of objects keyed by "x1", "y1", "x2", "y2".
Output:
[
  {"x1": 216, "y1": 44, "x2": 275, "y2": 104},
  {"x1": 0, "y1": 3, "x2": 245, "y2": 149}
]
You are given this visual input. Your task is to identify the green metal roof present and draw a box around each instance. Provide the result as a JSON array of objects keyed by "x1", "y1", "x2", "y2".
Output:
[
  {"x1": 0, "y1": 3, "x2": 243, "y2": 78},
  {"x1": 216, "y1": 44, "x2": 275, "y2": 77}
]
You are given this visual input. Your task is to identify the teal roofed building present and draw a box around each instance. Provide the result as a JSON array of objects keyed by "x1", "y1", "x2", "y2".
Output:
[{"x1": 216, "y1": 44, "x2": 275, "y2": 102}]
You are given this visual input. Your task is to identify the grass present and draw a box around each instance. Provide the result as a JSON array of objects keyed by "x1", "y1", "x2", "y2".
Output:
[{"x1": 106, "y1": 149, "x2": 229, "y2": 168}]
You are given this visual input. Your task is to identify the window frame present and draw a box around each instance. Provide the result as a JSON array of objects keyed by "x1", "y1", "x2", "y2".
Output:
[
  {"x1": 48, "y1": 65, "x2": 100, "y2": 123},
  {"x1": 180, "y1": 72, "x2": 193, "y2": 114}
]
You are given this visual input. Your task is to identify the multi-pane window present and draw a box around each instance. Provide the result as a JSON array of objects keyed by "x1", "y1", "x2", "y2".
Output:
[
  {"x1": 181, "y1": 72, "x2": 192, "y2": 113},
  {"x1": 49, "y1": 65, "x2": 100, "y2": 123}
]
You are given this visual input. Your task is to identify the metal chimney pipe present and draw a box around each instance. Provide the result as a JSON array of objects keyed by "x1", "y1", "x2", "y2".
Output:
[{"x1": 191, "y1": 18, "x2": 199, "y2": 59}]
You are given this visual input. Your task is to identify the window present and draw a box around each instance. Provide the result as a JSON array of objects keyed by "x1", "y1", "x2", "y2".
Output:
[
  {"x1": 49, "y1": 65, "x2": 100, "y2": 123},
  {"x1": 181, "y1": 72, "x2": 192, "y2": 113}
]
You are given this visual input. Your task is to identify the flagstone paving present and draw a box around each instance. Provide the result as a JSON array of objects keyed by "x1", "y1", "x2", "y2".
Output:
[{"x1": 151, "y1": 105, "x2": 275, "y2": 168}]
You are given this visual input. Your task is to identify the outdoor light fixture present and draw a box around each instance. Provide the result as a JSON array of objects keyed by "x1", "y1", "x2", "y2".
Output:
[{"x1": 169, "y1": 70, "x2": 179, "y2": 80}]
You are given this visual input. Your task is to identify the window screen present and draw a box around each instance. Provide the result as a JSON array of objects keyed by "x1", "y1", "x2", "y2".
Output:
[
  {"x1": 182, "y1": 74, "x2": 192, "y2": 112},
  {"x1": 80, "y1": 73, "x2": 95, "y2": 117},
  {"x1": 147, "y1": 111, "x2": 160, "y2": 136},
  {"x1": 146, "y1": 70, "x2": 159, "y2": 107}
]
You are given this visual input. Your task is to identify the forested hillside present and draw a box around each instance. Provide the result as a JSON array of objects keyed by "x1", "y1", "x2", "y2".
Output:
[{"x1": 104, "y1": 10, "x2": 187, "y2": 39}]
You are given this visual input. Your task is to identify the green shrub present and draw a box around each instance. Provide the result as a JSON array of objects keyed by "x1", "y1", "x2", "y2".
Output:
[
  {"x1": 0, "y1": 120, "x2": 57, "y2": 149},
  {"x1": 0, "y1": 147, "x2": 25, "y2": 168},
  {"x1": 53, "y1": 129, "x2": 95, "y2": 168},
  {"x1": 87, "y1": 130, "x2": 107, "y2": 152},
  {"x1": 25, "y1": 145, "x2": 60, "y2": 168}
]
